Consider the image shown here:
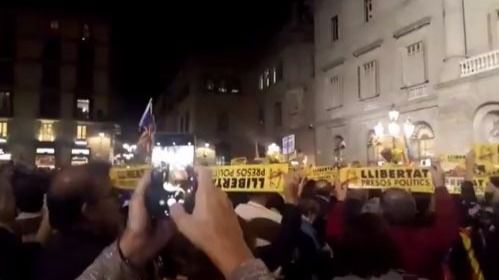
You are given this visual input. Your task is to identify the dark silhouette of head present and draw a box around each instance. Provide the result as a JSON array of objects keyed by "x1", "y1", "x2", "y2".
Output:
[
  {"x1": 47, "y1": 164, "x2": 122, "y2": 238},
  {"x1": 337, "y1": 213, "x2": 399, "y2": 277},
  {"x1": 381, "y1": 188, "x2": 417, "y2": 225}
]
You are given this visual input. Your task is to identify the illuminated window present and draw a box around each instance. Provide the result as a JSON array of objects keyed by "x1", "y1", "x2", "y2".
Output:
[
  {"x1": 76, "y1": 125, "x2": 87, "y2": 140},
  {"x1": 259, "y1": 75, "x2": 264, "y2": 90},
  {"x1": 218, "y1": 80, "x2": 227, "y2": 93},
  {"x1": 206, "y1": 79, "x2": 215, "y2": 91},
  {"x1": 76, "y1": 98, "x2": 91, "y2": 120},
  {"x1": 0, "y1": 121, "x2": 7, "y2": 138},
  {"x1": 39, "y1": 121, "x2": 55, "y2": 142},
  {"x1": 50, "y1": 20, "x2": 59, "y2": 30},
  {"x1": 264, "y1": 69, "x2": 271, "y2": 87},
  {"x1": 81, "y1": 24, "x2": 90, "y2": 41}
]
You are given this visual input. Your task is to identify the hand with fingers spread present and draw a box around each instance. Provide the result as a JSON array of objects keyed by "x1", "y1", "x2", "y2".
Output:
[
  {"x1": 119, "y1": 170, "x2": 175, "y2": 267},
  {"x1": 170, "y1": 167, "x2": 254, "y2": 278}
]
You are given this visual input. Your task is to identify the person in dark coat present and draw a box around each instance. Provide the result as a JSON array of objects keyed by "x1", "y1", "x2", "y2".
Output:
[
  {"x1": 36, "y1": 164, "x2": 123, "y2": 280},
  {"x1": 0, "y1": 175, "x2": 40, "y2": 280}
]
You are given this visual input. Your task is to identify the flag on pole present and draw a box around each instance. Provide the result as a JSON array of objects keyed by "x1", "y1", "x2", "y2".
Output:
[{"x1": 137, "y1": 98, "x2": 155, "y2": 154}]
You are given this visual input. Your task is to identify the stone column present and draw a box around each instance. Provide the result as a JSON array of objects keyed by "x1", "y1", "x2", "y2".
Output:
[{"x1": 440, "y1": 0, "x2": 467, "y2": 82}]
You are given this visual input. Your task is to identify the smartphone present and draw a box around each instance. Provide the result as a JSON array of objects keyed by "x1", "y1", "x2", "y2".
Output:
[
  {"x1": 420, "y1": 159, "x2": 432, "y2": 167},
  {"x1": 147, "y1": 133, "x2": 196, "y2": 217}
]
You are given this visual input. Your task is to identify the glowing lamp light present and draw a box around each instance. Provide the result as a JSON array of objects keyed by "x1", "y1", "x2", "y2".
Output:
[
  {"x1": 266, "y1": 143, "x2": 281, "y2": 155},
  {"x1": 403, "y1": 119, "x2": 415, "y2": 138},
  {"x1": 388, "y1": 121, "x2": 400, "y2": 137},
  {"x1": 388, "y1": 106, "x2": 400, "y2": 122},
  {"x1": 204, "y1": 143, "x2": 210, "y2": 148},
  {"x1": 98, "y1": 132, "x2": 105, "y2": 137},
  {"x1": 374, "y1": 122, "x2": 384, "y2": 138}
]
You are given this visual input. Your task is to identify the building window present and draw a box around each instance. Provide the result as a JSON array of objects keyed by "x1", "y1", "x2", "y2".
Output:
[
  {"x1": 75, "y1": 98, "x2": 91, "y2": 120},
  {"x1": 40, "y1": 91, "x2": 60, "y2": 118},
  {"x1": 0, "y1": 121, "x2": 8, "y2": 138},
  {"x1": 364, "y1": 0, "x2": 374, "y2": 22},
  {"x1": 258, "y1": 107, "x2": 265, "y2": 125},
  {"x1": 179, "y1": 116, "x2": 184, "y2": 133},
  {"x1": 206, "y1": 79, "x2": 215, "y2": 92},
  {"x1": 50, "y1": 20, "x2": 59, "y2": 30},
  {"x1": 276, "y1": 61, "x2": 284, "y2": 82},
  {"x1": 39, "y1": 121, "x2": 55, "y2": 142},
  {"x1": 77, "y1": 40, "x2": 95, "y2": 90},
  {"x1": 76, "y1": 125, "x2": 87, "y2": 140},
  {"x1": 0, "y1": 15, "x2": 15, "y2": 60},
  {"x1": 358, "y1": 60, "x2": 379, "y2": 100},
  {"x1": 411, "y1": 122, "x2": 435, "y2": 160},
  {"x1": 218, "y1": 80, "x2": 227, "y2": 93},
  {"x1": 229, "y1": 78, "x2": 240, "y2": 94},
  {"x1": 184, "y1": 111, "x2": 190, "y2": 132},
  {"x1": 217, "y1": 112, "x2": 229, "y2": 132},
  {"x1": 331, "y1": 15, "x2": 339, "y2": 42},
  {"x1": 326, "y1": 75, "x2": 342, "y2": 109},
  {"x1": 366, "y1": 130, "x2": 381, "y2": 165},
  {"x1": 0, "y1": 91, "x2": 12, "y2": 117},
  {"x1": 274, "y1": 102, "x2": 282, "y2": 127},
  {"x1": 403, "y1": 41, "x2": 427, "y2": 87},
  {"x1": 264, "y1": 69, "x2": 271, "y2": 88},
  {"x1": 81, "y1": 23, "x2": 91, "y2": 41}
]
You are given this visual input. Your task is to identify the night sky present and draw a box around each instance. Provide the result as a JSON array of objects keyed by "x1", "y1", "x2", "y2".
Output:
[
  {"x1": 8, "y1": 0, "x2": 294, "y2": 136},
  {"x1": 110, "y1": 0, "x2": 293, "y2": 129}
]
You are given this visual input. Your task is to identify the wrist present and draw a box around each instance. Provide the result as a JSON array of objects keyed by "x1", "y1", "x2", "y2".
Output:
[
  {"x1": 204, "y1": 238, "x2": 254, "y2": 278},
  {"x1": 118, "y1": 231, "x2": 148, "y2": 268}
]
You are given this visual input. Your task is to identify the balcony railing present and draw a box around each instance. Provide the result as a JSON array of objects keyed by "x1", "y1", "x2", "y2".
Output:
[{"x1": 460, "y1": 49, "x2": 499, "y2": 77}]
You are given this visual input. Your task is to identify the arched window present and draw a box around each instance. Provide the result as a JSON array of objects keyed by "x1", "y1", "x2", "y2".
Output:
[
  {"x1": 412, "y1": 122, "x2": 435, "y2": 160},
  {"x1": 366, "y1": 130, "x2": 381, "y2": 165}
]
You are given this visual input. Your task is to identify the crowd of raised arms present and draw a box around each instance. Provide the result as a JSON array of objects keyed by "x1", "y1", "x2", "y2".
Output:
[{"x1": 0, "y1": 151, "x2": 498, "y2": 280}]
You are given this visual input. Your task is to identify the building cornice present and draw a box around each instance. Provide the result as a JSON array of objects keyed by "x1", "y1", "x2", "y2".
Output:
[{"x1": 352, "y1": 39, "x2": 383, "y2": 57}]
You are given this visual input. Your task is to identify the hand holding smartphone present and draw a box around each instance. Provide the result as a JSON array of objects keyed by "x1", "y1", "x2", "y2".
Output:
[{"x1": 146, "y1": 134, "x2": 197, "y2": 217}]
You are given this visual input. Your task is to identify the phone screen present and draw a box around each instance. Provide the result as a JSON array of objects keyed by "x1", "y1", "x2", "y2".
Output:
[
  {"x1": 148, "y1": 136, "x2": 196, "y2": 217},
  {"x1": 420, "y1": 159, "x2": 432, "y2": 167}
]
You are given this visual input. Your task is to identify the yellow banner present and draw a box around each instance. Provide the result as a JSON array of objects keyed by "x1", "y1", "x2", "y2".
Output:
[
  {"x1": 445, "y1": 176, "x2": 489, "y2": 196},
  {"x1": 474, "y1": 144, "x2": 499, "y2": 175},
  {"x1": 306, "y1": 166, "x2": 338, "y2": 183},
  {"x1": 440, "y1": 154, "x2": 466, "y2": 172},
  {"x1": 212, "y1": 164, "x2": 288, "y2": 192},
  {"x1": 230, "y1": 157, "x2": 248, "y2": 165},
  {"x1": 339, "y1": 167, "x2": 434, "y2": 193},
  {"x1": 110, "y1": 165, "x2": 151, "y2": 190}
]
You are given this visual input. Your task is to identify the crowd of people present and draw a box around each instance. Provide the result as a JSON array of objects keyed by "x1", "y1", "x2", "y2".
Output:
[{"x1": 0, "y1": 154, "x2": 498, "y2": 280}]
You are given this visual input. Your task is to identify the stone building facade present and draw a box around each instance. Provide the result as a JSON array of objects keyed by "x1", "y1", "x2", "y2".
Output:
[{"x1": 313, "y1": 0, "x2": 499, "y2": 165}]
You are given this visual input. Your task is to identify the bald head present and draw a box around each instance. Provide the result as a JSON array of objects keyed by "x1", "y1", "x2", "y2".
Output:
[
  {"x1": 48, "y1": 165, "x2": 120, "y2": 236},
  {"x1": 381, "y1": 188, "x2": 416, "y2": 225},
  {"x1": 51, "y1": 165, "x2": 98, "y2": 199}
]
